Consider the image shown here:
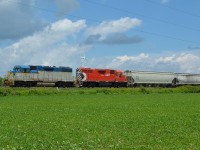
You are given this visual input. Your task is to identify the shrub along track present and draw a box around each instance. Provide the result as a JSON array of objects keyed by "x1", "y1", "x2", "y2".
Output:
[{"x1": 1, "y1": 85, "x2": 200, "y2": 96}]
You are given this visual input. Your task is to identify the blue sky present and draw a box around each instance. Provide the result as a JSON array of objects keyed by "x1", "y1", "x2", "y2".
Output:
[{"x1": 0, "y1": 0, "x2": 200, "y2": 76}]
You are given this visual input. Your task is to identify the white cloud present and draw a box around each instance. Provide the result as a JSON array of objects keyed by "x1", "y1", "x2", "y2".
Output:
[
  {"x1": 0, "y1": 19, "x2": 87, "y2": 75},
  {"x1": 0, "y1": 17, "x2": 143, "y2": 76},
  {"x1": 88, "y1": 52, "x2": 200, "y2": 74},
  {"x1": 157, "y1": 53, "x2": 200, "y2": 73},
  {"x1": 157, "y1": 54, "x2": 176, "y2": 63},
  {"x1": 107, "y1": 53, "x2": 149, "y2": 69},
  {"x1": 86, "y1": 17, "x2": 142, "y2": 39}
]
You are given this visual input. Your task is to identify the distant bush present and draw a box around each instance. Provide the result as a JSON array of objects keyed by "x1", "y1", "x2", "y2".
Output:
[
  {"x1": 176, "y1": 85, "x2": 200, "y2": 93},
  {"x1": 78, "y1": 90, "x2": 85, "y2": 94},
  {"x1": 0, "y1": 88, "x2": 12, "y2": 96},
  {"x1": 139, "y1": 88, "x2": 150, "y2": 94}
]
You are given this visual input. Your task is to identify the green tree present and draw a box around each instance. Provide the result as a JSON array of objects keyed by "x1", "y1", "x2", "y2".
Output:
[{"x1": 0, "y1": 77, "x2": 3, "y2": 86}]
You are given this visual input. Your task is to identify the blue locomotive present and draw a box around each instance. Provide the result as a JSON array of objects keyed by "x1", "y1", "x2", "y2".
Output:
[{"x1": 5, "y1": 65, "x2": 74, "y2": 87}]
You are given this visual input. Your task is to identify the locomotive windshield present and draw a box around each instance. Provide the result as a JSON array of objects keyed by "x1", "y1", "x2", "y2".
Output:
[{"x1": 13, "y1": 66, "x2": 20, "y2": 72}]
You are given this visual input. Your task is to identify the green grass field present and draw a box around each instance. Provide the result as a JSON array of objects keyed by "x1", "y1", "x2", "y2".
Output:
[{"x1": 0, "y1": 91, "x2": 200, "y2": 149}]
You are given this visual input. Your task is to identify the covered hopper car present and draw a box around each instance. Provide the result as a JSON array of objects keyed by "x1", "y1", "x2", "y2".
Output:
[
  {"x1": 176, "y1": 73, "x2": 200, "y2": 85},
  {"x1": 124, "y1": 70, "x2": 178, "y2": 87}
]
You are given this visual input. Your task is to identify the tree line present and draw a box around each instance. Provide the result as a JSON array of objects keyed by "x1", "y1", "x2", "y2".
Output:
[{"x1": 0, "y1": 77, "x2": 3, "y2": 86}]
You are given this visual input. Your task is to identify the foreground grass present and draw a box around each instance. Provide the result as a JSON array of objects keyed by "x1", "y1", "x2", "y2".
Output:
[{"x1": 0, "y1": 94, "x2": 200, "y2": 149}]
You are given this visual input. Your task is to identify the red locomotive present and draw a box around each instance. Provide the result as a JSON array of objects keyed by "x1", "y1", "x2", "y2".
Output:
[{"x1": 76, "y1": 67, "x2": 127, "y2": 87}]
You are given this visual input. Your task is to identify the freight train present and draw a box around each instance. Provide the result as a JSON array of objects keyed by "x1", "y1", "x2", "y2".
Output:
[{"x1": 3, "y1": 65, "x2": 200, "y2": 87}]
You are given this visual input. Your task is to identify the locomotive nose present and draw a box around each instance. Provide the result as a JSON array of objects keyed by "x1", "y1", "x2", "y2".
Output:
[
  {"x1": 79, "y1": 73, "x2": 86, "y2": 81},
  {"x1": 76, "y1": 69, "x2": 87, "y2": 81}
]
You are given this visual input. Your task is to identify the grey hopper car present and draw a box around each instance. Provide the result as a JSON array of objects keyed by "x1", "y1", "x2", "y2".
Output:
[
  {"x1": 176, "y1": 73, "x2": 200, "y2": 85},
  {"x1": 124, "y1": 70, "x2": 177, "y2": 87}
]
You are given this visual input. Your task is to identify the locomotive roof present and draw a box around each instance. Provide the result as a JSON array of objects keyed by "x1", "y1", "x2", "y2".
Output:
[
  {"x1": 79, "y1": 67, "x2": 122, "y2": 71},
  {"x1": 176, "y1": 73, "x2": 200, "y2": 76},
  {"x1": 124, "y1": 70, "x2": 175, "y2": 74},
  {"x1": 14, "y1": 65, "x2": 30, "y2": 69}
]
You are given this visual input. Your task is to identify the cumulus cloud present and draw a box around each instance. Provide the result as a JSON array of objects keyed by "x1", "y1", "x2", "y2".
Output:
[
  {"x1": 0, "y1": 19, "x2": 87, "y2": 75},
  {"x1": 105, "y1": 53, "x2": 151, "y2": 71},
  {"x1": 85, "y1": 33, "x2": 143, "y2": 45},
  {"x1": 85, "y1": 17, "x2": 142, "y2": 45},
  {"x1": 88, "y1": 52, "x2": 200, "y2": 74},
  {"x1": 0, "y1": 16, "x2": 143, "y2": 76},
  {"x1": 107, "y1": 53, "x2": 149, "y2": 69},
  {"x1": 157, "y1": 53, "x2": 200, "y2": 73},
  {"x1": 86, "y1": 17, "x2": 141, "y2": 38}
]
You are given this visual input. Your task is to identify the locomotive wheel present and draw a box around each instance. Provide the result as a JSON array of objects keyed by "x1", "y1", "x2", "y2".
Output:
[{"x1": 62, "y1": 83, "x2": 66, "y2": 88}]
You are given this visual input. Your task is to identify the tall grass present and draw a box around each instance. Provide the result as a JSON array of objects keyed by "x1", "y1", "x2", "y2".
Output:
[{"x1": 1, "y1": 86, "x2": 200, "y2": 96}]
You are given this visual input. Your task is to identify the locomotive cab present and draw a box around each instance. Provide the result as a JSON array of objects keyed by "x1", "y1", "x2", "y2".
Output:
[{"x1": 13, "y1": 66, "x2": 30, "y2": 73}]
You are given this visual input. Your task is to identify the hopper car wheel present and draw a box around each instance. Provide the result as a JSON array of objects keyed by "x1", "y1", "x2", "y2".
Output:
[{"x1": 172, "y1": 78, "x2": 178, "y2": 87}]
